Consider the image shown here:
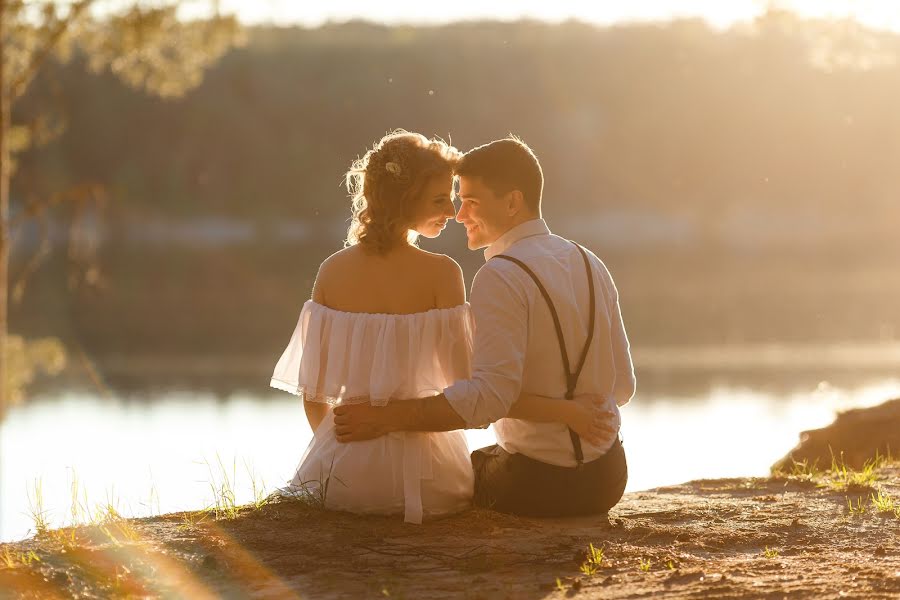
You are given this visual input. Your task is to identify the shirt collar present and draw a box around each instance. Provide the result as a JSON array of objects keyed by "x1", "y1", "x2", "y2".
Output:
[{"x1": 484, "y1": 218, "x2": 551, "y2": 261}]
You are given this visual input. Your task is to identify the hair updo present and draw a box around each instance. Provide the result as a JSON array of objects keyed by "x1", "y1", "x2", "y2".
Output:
[{"x1": 345, "y1": 130, "x2": 460, "y2": 254}]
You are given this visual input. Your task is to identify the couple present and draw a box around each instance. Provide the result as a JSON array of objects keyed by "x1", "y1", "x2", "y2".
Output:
[{"x1": 270, "y1": 131, "x2": 635, "y2": 523}]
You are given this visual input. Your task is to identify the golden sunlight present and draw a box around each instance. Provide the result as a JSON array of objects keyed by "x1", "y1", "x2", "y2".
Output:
[{"x1": 4, "y1": 1, "x2": 900, "y2": 597}]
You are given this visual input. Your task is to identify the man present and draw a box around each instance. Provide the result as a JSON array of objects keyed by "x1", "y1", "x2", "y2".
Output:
[{"x1": 334, "y1": 137, "x2": 635, "y2": 517}]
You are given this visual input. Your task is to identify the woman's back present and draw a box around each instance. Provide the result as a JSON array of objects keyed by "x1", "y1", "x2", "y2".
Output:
[
  {"x1": 313, "y1": 244, "x2": 464, "y2": 315},
  {"x1": 270, "y1": 129, "x2": 473, "y2": 523},
  {"x1": 271, "y1": 248, "x2": 474, "y2": 524}
]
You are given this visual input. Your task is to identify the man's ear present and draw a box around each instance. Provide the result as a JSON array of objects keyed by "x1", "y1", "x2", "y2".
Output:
[{"x1": 506, "y1": 190, "x2": 525, "y2": 216}]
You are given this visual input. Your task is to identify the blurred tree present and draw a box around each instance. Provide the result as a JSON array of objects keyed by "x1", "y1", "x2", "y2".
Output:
[
  {"x1": 4, "y1": 334, "x2": 65, "y2": 404},
  {"x1": 0, "y1": 1, "x2": 244, "y2": 414}
]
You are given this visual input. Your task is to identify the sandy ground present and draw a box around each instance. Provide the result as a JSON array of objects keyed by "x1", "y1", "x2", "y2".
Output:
[{"x1": 1, "y1": 459, "x2": 898, "y2": 599}]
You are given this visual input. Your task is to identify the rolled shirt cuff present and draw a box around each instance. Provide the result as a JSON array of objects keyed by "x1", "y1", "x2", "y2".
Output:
[{"x1": 444, "y1": 381, "x2": 490, "y2": 429}]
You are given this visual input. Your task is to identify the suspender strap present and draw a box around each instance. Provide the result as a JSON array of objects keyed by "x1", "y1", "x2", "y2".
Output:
[{"x1": 494, "y1": 242, "x2": 596, "y2": 467}]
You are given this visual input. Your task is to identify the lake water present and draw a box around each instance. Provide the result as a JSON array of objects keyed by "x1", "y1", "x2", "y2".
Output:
[{"x1": 2, "y1": 375, "x2": 899, "y2": 543}]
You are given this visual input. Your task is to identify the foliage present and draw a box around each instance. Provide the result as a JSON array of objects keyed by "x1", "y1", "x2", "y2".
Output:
[
  {"x1": 1, "y1": 1, "x2": 244, "y2": 407},
  {"x1": 3, "y1": 335, "x2": 65, "y2": 407}
]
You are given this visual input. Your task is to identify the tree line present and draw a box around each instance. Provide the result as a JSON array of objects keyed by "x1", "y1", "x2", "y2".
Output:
[{"x1": 15, "y1": 12, "x2": 900, "y2": 252}]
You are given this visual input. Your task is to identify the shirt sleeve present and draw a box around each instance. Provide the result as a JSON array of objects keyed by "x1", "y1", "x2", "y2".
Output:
[
  {"x1": 443, "y1": 263, "x2": 528, "y2": 427},
  {"x1": 603, "y1": 264, "x2": 636, "y2": 407}
]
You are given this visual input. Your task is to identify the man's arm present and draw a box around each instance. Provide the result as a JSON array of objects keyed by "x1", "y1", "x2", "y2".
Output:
[
  {"x1": 507, "y1": 393, "x2": 617, "y2": 445},
  {"x1": 442, "y1": 264, "x2": 529, "y2": 426},
  {"x1": 333, "y1": 394, "x2": 464, "y2": 443},
  {"x1": 506, "y1": 394, "x2": 579, "y2": 426},
  {"x1": 333, "y1": 391, "x2": 617, "y2": 444},
  {"x1": 604, "y1": 265, "x2": 636, "y2": 407},
  {"x1": 332, "y1": 393, "x2": 573, "y2": 443},
  {"x1": 333, "y1": 263, "x2": 528, "y2": 441}
]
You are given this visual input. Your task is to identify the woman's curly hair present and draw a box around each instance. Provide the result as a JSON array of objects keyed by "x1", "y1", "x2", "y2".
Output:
[{"x1": 346, "y1": 130, "x2": 460, "y2": 254}]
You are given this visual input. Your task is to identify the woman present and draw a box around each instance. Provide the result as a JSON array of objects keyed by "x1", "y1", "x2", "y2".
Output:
[{"x1": 271, "y1": 130, "x2": 604, "y2": 523}]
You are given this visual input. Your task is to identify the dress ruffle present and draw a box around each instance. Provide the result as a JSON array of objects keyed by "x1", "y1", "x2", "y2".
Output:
[
  {"x1": 270, "y1": 300, "x2": 476, "y2": 524},
  {"x1": 271, "y1": 300, "x2": 474, "y2": 405}
]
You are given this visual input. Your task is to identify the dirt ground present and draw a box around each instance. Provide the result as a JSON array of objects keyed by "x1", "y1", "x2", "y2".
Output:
[{"x1": 2, "y1": 460, "x2": 899, "y2": 599}]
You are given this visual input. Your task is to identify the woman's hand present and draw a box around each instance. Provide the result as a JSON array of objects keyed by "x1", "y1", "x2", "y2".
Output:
[{"x1": 566, "y1": 394, "x2": 617, "y2": 446}]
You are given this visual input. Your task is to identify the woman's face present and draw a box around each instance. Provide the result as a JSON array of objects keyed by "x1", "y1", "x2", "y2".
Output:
[{"x1": 409, "y1": 171, "x2": 456, "y2": 239}]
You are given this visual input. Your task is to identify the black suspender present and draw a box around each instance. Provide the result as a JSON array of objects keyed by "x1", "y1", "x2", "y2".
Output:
[{"x1": 493, "y1": 242, "x2": 596, "y2": 467}]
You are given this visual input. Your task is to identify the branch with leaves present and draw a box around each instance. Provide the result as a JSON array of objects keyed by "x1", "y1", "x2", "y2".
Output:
[{"x1": 0, "y1": 1, "x2": 245, "y2": 409}]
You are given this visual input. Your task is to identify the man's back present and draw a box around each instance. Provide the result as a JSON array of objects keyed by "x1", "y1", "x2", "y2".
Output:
[{"x1": 444, "y1": 219, "x2": 635, "y2": 467}]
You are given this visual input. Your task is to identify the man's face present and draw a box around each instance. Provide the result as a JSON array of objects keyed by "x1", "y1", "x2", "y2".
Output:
[{"x1": 454, "y1": 175, "x2": 513, "y2": 250}]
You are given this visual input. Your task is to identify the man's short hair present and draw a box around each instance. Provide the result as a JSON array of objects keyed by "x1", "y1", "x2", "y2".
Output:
[{"x1": 455, "y1": 136, "x2": 543, "y2": 212}]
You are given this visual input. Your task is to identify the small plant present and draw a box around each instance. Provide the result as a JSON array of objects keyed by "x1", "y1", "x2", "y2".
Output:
[
  {"x1": 847, "y1": 496, "x2": 867, "y2": 515},
  {"x1": 98, "y1": 525, "x2": 123, "y2": 547},
  {"x1": 179, "y1": 507, "x2": 212, "y2": 530},
  {"x1": 639, "y1": 558, "x2": 652, "y2": 572},
  {"x1": 244, "y1": 460, "x2": 270, "y2": 510},
  {"x1": 776, "y1": 450, "x2": 885, "y2": 492},
  {"x1": 77, "y1": 488, "x2": 140, "y2": 544},
  {"x1": 95, "y1": 487, "x2": 123, "y2": 521},
  {"x1": 1, "y1": 548, "x2": 40, "y2": 569},
  {"x1": 826, "y1": 451, "x2": 880, "y2": 491},
  {"x1": 579, "y1": 543, "x2": 604, "y2": 576},
  {"x1": 273, "y1": 457, "x2": 345, "y2": 510},
  {"x1": 763, "y1": 546, "x2": 779, "y2": 559},
  {"x1": 68, "y1": 471, "x2": 90, "y2": 527},
  {"x1": 773, "y1": 458, "x2": 821, "y2": 480},
  {"x1": 48, "y1": 527, "x2": 80, "y2": 551},
  {"x1": 147, "y1": 477, "x2": 161, "y2": 518},
  {"x1": 114, "y1": 519, "x2": 140, "y2": 542},
  {"x1": 26, "y1": 478, "x2": 50, "y2": 536},
  {"x1": 870, "y1": 490, "x2": 897, "y2": 514},
  {"x1": 666, "y1": 559, "x2": 676, "y2": 570},
  {"x1": 205, "y1": 454, "x2": 239, "y2": 519},
  {"x1": 555, "y1": 577, "x2": 566, "y2": 591},
  {"x1": 98, "y1": 505, "x2": 141, "y2": 544}
]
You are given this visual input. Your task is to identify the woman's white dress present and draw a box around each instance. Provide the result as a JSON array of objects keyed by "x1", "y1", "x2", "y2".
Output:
[{"x1": 270, "y1": 300, "x2": 475, "y2": 523}]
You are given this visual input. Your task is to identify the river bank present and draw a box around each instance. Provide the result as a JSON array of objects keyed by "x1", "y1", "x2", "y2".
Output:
[{"x1": 1, "y1": 458, "x2": 898, "y2": 599}]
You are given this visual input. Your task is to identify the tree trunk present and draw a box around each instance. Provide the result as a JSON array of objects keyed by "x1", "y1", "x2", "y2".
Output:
[
  {"x1": 0, "y1": 0, "x2": 9, "y2": 543},
  {"x1": 0, "y1": 0, "x2": 9, "y2": 418}
]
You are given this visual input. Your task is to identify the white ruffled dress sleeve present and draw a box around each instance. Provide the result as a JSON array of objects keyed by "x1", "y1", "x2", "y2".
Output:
[{"x1": 270, "y1": 300, "x2": 473, "y2": 405}]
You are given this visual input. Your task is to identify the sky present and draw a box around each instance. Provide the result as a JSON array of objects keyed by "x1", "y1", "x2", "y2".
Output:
[{"x1": 176, "y1": 0, "x2": 900, "y2": 33}]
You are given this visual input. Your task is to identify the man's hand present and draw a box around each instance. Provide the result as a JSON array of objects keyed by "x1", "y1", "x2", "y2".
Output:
[
  {"x1": 568, "y1": 394, "x2": 618, "y2": 446},
  {"x1": 333, "y1": 402, "x2": 394, "y2": 443}
]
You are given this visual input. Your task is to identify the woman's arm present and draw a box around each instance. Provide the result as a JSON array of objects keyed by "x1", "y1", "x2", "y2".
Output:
[
  {"x1": 302, "y1": 262, "x2": 332, "y2": 432},
  {"x1": 507, "y1": 393, "x2": 616, "y2": 445},
  {"x1": 304, "y1": 401, "x2": 329, "y2": 432}
]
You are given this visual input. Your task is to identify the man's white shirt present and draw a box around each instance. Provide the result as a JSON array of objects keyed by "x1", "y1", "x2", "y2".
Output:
[{"x1": 444, "y1": 218, "x2": 635, "y2": 467}]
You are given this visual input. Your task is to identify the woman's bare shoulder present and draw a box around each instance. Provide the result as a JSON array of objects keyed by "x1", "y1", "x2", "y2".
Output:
[
  {"x1": 318, "y1": 246, "x2": 364, "y2": 275},
  {"x1": 436, "y1": 254, "x2": 464, "y2": 282},
  {"x1": 312, "y1": 247, "x2": 363, "y2": 302},
  {"x1": 410, "y1": 248, "x2": 463, "y2": 274},
  {"x1": 414, "y1": 250, "x2": 465, "y2": 306}
]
